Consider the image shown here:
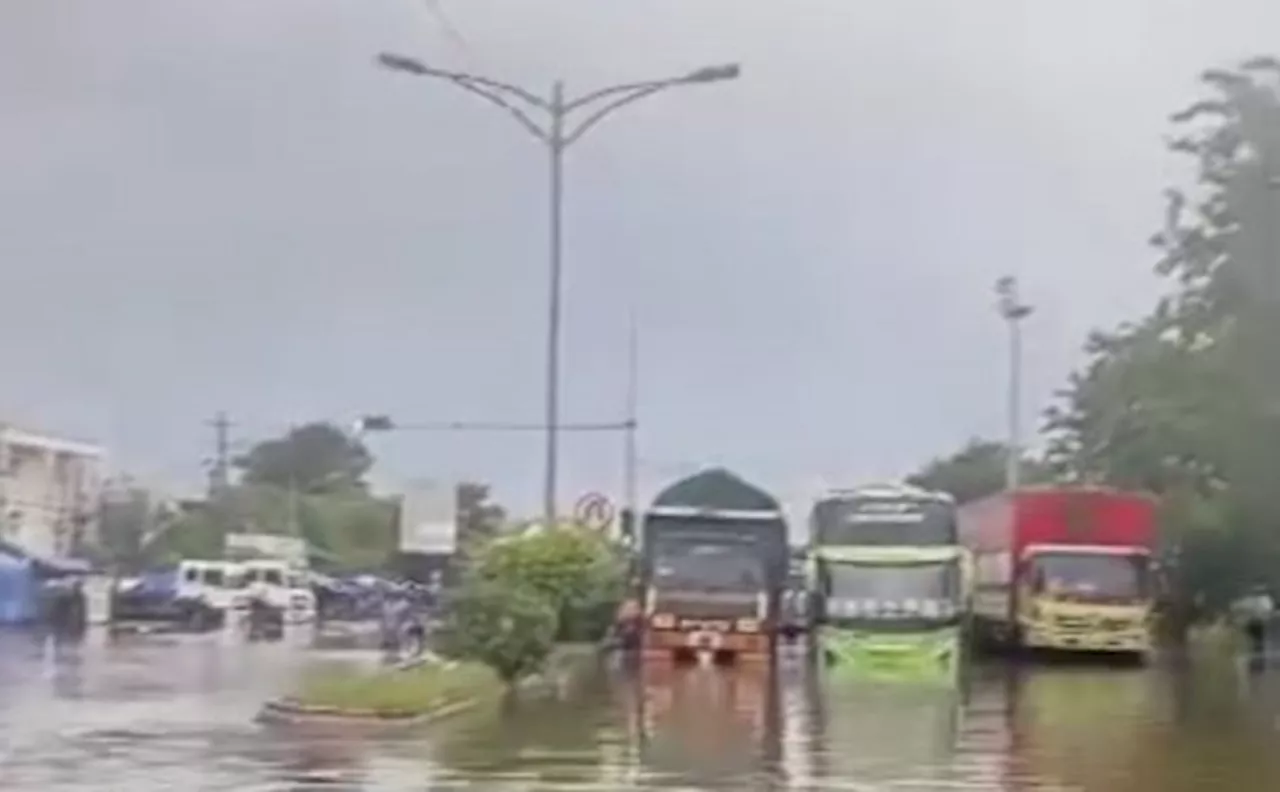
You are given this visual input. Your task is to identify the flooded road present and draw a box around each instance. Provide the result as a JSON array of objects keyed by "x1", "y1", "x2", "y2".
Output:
[{"x1": 3, "y1": 635, "x2": 1280, "y2": 790}]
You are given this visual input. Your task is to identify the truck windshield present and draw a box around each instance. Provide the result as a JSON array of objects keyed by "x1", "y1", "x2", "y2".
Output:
[
  {"x1": 653, "y1": 542, "x2": 765, "y2": 592},
  {"x1": 821, "y1": 560, "x2": 961, "y2": 620},
  {"x1": 812, "y1": 498, "x2": 956, "y2": 546},
  {"x1": 1028, "y1": 552, "x2": 1149, "y2": 601}
]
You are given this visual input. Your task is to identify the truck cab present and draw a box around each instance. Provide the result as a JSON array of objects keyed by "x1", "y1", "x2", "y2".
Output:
[
  {"x1": 1015, "y1": 543, "x2": 1153, "y2": 653},
  {"x1": 639, "y1": 468, "x2": 789, "y2": 667}
]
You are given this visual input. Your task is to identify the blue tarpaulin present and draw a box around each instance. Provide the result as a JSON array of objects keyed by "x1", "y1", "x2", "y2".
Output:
[{"x1": 0, "y1": 551, "x2": 37, "y2": 625}]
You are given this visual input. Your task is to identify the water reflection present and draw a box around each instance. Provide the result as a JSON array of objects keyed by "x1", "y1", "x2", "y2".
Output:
[
  {"x1": 422, "y1": 666, "x2": 625, "y2": 786},
  {"x1": 633, "y1": 663, "x2": 782, "y2": 789},
  {"x1": 6, "y1": 634, "x2": 1280, "y2": 790},
  {"x1": 807, "y1": 666, "x2": 962, "y2": 787}
]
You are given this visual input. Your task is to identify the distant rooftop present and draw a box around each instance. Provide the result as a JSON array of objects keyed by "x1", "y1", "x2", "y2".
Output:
[{"x1": 0, "y1": 422, "x2": 103, "y2": 457}]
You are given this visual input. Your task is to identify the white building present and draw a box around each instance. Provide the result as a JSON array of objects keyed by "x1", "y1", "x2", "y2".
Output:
[{"x1": 0, "y1": 424, "x2": 104, "y2": 560}]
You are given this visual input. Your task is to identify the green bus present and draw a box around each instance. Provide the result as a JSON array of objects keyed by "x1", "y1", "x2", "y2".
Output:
[{"x1": 809, "y1": 483, "x2": 969, "y2": 685}]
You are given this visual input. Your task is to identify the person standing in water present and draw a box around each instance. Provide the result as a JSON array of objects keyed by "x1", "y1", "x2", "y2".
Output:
[{"x1": 1233, "y1": 584, "x2": 1275, "y2": 658}]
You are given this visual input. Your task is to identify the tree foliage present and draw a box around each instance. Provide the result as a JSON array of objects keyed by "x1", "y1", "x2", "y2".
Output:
[
  {"x1": 1044, "y1": 57, "x2": 1280, "y2": 616},
  {"x1": 456, "y1": 482, "x2": 506, "y2": 553},
  {"x1": 96, "y1": 486, "x2": 154, "y2": 569},
  {"x1": 446, "y1": 578, "x2": 558, "y2": 684},
  {"x1": 469, "y1": 526, "x2": 626, "y2": 642},
  {"x1": 908, "y1": 438, "x2": 1051, "y2": 504},
  {"x1": 234, "y1": 422, "x2": 372, "y2": 494}
]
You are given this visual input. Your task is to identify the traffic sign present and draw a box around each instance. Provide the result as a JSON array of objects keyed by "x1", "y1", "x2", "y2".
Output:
[{"x1": 574, "y1": 492, "x2": 615, "y2": 531}]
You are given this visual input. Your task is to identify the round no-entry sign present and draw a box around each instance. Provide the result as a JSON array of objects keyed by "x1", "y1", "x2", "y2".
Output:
[{"x1": 574, "y1": 492, "x2": 615, "y2": 531}]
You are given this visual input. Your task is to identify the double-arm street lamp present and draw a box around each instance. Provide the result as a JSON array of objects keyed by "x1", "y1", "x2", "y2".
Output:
[{"x1": 376, "y1": 52, "x2": 740, "y2": 528}]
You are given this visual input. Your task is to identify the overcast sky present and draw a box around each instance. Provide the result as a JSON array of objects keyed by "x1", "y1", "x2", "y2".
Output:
[{"x1": 1, "y1": 0, "x2": 1276, "y2": 515}]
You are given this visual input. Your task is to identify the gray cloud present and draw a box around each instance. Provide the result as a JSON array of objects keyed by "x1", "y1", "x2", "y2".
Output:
[{"x1": 1, "y1": 0, "x2": 1275, "y2": 515}]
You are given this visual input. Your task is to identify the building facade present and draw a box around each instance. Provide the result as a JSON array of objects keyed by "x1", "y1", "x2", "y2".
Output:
[{"x1": 0, "y1": 424, "x2": 103, "y2": 560}]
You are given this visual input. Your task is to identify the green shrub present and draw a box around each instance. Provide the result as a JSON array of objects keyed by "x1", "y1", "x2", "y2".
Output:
[
  {"x1": 447, "y1": 579, "x2": 559, "y2": 684},
  {"x1": 471, "y1": 526, "x2": 627, "y2": 642}
]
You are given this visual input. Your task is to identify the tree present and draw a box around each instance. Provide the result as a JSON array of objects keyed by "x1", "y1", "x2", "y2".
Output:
[
  {"x1": 96, "y1": 486, "x2": 152, "y2": 570},
  {"x1": 908, "y1": 438, "x2": 1051, "y2": 504},
  {"x1": 456, "y1": 482, "x2": 506, "y2": 553},
  {"x1": 470, "y1": 526, "x2": 627, "y2": 643},
  {"x1": 446, "y1": 579, "x2": 558, "y2": 685},
  {"x1": 147, "y1": 504, "x2": 224, "y2": 562},
  {"x1": 1044, "y1": 57, "x2": 1280, "y2": 620},
  {"x1": 234, "y1": 422, "x2": 372, "y2": 494},
  {"x1": 297, "y1": 489, "x2": 399, "y2": 571}
]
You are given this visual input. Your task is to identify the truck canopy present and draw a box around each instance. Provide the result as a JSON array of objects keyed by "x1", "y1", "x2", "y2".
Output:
[
  {"x1": 643, "y1": 468, "x2": 789, "y2": 592},
  {"x1": 650, "y1": 467, "x2": 783, "y2": 514}
]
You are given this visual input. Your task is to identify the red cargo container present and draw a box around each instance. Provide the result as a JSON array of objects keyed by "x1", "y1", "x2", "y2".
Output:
[{"x1": 959, "y1": 486, "x2": 1158, "y2": 656}]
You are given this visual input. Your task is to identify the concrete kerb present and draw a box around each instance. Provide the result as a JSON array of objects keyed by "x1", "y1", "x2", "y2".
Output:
[
  {"x1": 255, "y1": 695, "x2": 478, "y2": 729},
  {"x1": 255, "y1": 643, "x2": 602, "y2": 727}
]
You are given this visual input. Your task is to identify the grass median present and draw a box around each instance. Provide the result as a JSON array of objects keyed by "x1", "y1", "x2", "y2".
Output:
[{"x1": 292, "y1": 661, "x2": 499, "y2": 719}]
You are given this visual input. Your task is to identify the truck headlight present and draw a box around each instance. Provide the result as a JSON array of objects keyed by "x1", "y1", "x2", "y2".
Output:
[
  {"x1": 735, "y1": 618, "x2": 760, "y2": 633},
  {"x1": 651, "y1": 613, "x2": 676, "y2": 630}
]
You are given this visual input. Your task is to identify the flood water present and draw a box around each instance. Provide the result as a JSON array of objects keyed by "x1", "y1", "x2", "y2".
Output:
[{"x1": 3, "y1": 634, "x2": 1280, "y2": 791}]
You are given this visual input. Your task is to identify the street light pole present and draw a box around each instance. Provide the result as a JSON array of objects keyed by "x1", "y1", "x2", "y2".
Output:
[
  {"x1": 376, "y1": 53, "x2": 740, "y2": 529},
  {"x1": 996, "y1": 276, "x2": 1034, "y2": 491},
  {"x1": 623, "y1": 312, "x2": 639, "y2": 543}
]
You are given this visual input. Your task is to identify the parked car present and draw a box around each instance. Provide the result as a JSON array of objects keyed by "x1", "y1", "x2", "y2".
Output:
[{"x1": 111, "y1": 560, "x2": 246, "y2": 632}]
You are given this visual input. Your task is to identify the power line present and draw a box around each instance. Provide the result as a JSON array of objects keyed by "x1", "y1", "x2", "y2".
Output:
[
  {"x1": 420, "y1": 0, "x2": 475, "y2": 56},
  {"x1": 386, "y1": 419, "x2": 630, "y2": 433}
]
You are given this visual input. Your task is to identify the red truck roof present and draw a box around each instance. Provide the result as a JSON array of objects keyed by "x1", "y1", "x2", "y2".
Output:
[{"x1": 958, "y1": 486, "x2": 1157, "y2": 559}]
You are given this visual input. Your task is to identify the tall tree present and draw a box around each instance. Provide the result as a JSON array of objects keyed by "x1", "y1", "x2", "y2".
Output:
[
  {"x1": 908, "y1": 438, "x2": 1050, "y2": 504},
  {"x1": 456, "y1": 482, "x2": 506, "y2": 551},
  {"x1": 1045, "y1": 57, "x2": 1280, "y2": 614},
  {"x1": 234, "y1": 422, "x2": 372, "y2": 494}
]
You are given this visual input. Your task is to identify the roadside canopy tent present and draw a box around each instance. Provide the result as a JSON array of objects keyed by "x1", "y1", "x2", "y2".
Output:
[{"x1": 0, "y1": 550, "x2": 37, "y2": 625}]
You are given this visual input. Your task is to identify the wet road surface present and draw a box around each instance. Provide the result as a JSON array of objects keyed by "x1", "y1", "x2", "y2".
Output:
[{"x1": 4, "y1": 634, "x2": 1280, "y2": 790}]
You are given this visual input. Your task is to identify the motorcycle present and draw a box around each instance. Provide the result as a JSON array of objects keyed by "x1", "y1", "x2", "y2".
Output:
[{"x1": 244, "y1": 595, "x2": 285, "y2": 642}]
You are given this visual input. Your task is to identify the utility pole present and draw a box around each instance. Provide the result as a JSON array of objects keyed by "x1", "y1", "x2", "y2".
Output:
[
  {"x1": 623, "y1": 312, "x2": 639, "y2": 544},
  {"x1": 207, "y1": 411, "x2": 234, "y2": 549},
  {"x1": 996, "y1": 277, "x2": 1034, "y2": 491},
  {"x1": 207, "y1": 410, "x2": 232, "y2": 497},
  {"x1": 376, "y1": 53, "x2": 739, "y2": 530},
  {"x1": 286, "y1": 423, "x2": 301, "y2": 538}
]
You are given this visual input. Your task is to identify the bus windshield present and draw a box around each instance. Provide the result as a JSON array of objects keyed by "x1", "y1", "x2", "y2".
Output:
[{"x1": 821, "y1": 560, "x2": 962, "y2": 621}]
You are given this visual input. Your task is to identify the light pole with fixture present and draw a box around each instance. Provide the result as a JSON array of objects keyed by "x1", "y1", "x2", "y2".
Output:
[
  {"x1": 996, "y1": 276, "x2": 1034, "y2": 491},
  {"x1": 376, "y1": 53, "x2": 740, "y2": 528}
]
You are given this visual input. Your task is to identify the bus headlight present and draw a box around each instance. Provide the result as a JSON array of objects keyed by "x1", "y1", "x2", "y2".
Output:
[
  {"x1": 651, "y1": 613, "x2": 676, "y2": 630},
  {"x1": 735, "y1": 618, "x2": 760, "y2": 633}
]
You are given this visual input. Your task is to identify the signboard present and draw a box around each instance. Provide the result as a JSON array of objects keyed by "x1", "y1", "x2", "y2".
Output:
[
  {"x1": 574, "y1": 492, "x2": 615, "y2": 531},
  {"x1": 226, "y1": 533, "x2": 307, "y2": 566},
  {"x1": 399, "y1": 479, "x2": 458, "y2": 554}
]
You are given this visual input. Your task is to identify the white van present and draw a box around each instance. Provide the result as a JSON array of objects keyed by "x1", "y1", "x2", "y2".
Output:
[
  {"x1": 240, "y1": 560, "x2": 316, "y2": 624},
  {"x1": 171, "y1": 560, "x2": 247, "y2": 629}
]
